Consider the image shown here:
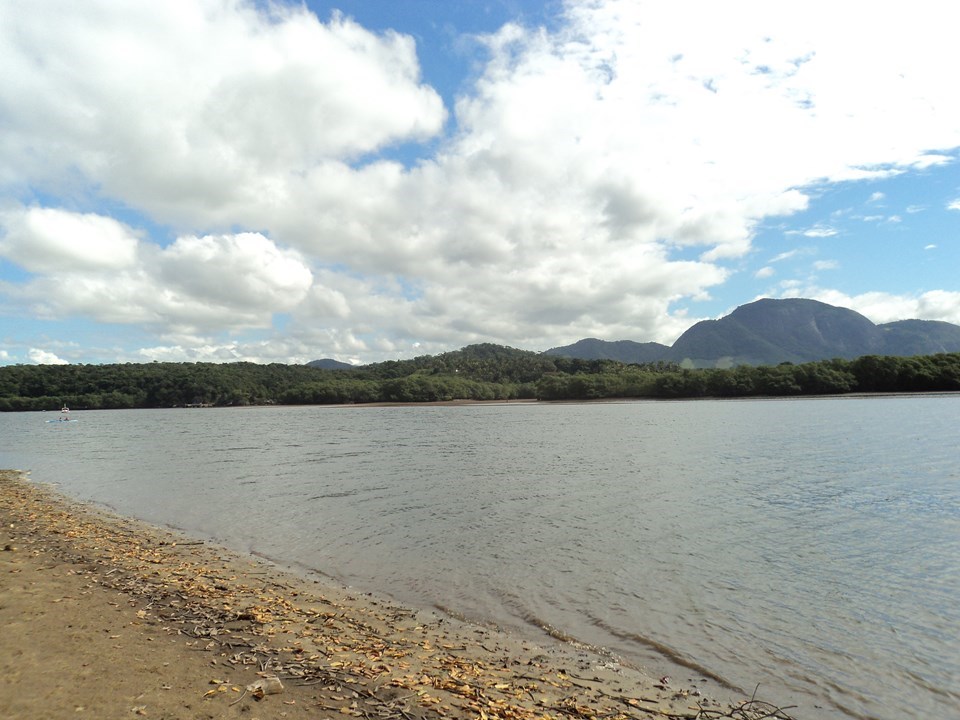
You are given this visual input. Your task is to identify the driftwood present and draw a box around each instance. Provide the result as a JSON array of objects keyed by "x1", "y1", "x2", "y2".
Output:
[{"x1": 693, "y1": 685, "x2": 796, "y2": 720}]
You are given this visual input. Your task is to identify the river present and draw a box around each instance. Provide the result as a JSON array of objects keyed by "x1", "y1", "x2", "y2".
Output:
[{"x1": 2, "y1": 395, "x2": 957, "y2": 719}]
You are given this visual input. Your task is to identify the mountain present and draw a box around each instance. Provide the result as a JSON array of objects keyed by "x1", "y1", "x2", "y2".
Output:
[
  {"x1": 878, "y1": 319, "x2": 960, "y2": 356},
  {"x1": 671, "y1": 298, "x2": 885, "y2": 366},
  {"x1": 542, "y1": 338, "x2": 671, "y2": 363},
  {"x1": 545, "y1": 298, "x2": 960, "y2": 367},
  {"x1": 306, "y1": 358, "x2": 354, "y2": 370}
]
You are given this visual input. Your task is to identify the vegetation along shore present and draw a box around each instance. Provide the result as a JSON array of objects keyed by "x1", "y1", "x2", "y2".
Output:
[{"x1": 1, "y1": 344, "x2": 959, "y2": 411}]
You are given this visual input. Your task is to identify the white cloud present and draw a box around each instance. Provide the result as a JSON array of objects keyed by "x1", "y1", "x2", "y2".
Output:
[
  {"x1": 771, "y1": 250, "x2": 800, "y2": 262},
  {"x1": 0, "y1": 1, "x2": 445, "y2": 223},
  {"x1": 157, "y1": 233, "x2": 313, "y2": 313},
  {"x1": 909, "y1": 154, "x2": 953, "y2": 169},
  {"x1": 755, "y1": 266, "x2": 775, "y2": 279},
  {"x1": 803, "y1": 226, "x2": 838, "y2": 238},
  {"x1": 868, "y1": 192, "x2": 886, "y2": 203},
  {"x1": 3, "y1": 0, "x2": 960, "y2": 361},
  {"x1": 28, "y1": 348, "x2": 69, "y2": 365},
  {"x1": 780, "y1": 286, "x2": 960, "y2": 325},
  {"x1": 948, "y1": 199, "x2": 960, "y2": 211},
  {"x1": 0, "y1": 207, "x2": 139, "y2": 272},
  {"x1": 3, "y1": 207, "x2": 313, "y2": 334},
  {"x1": 813, "y1": 260, "x2": 839, "y2": 270},
  {"x1": 924, "y1": 244, "x2": 937, "y2": 250}
]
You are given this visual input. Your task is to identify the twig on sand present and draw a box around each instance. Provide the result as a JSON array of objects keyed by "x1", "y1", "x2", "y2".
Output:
[{"x1": 693, "y1": 684, "x2": 796, "y2": 719}]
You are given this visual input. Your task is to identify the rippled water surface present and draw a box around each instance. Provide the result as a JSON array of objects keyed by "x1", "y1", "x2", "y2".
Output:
[{"x1": 2, "y1": 397, "x2": 958, "y2": 719}]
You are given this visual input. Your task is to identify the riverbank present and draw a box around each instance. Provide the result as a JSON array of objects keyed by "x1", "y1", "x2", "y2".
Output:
[{"x1": 1, "y1": 470, "x2": 793, "y2": 720}]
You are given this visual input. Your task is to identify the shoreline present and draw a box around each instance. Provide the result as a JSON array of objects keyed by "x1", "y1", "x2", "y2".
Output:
[
  {"x1": 21, "y1": 389, "x2": 960, "y2": 415},
  {"x1": 1, "y1": 470, "x2": 794, "y2": 719}
]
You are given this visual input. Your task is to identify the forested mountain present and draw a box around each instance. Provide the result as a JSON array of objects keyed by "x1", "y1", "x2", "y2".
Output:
[
  {"x1": 546, "y1": 298, "x2": 960, "y2": 367},
  {"x1": 671, "y1": 299, "x2": 884, "y2": 365},
  {"x1": 2, "y1": 343, "x2": 959, "y2": 410},
  {"x1": 3, "y1": 301, "x2": 960, "y2": 410},
  {"x1": 542, "y1": 338, "x2": 671, "y2": 364},
  {"x1": 306, "y1": 358, "x2": 354, "y2": 370},
  {"x1": 878, "y1": 319, "x2": 960, "y2": 356}
]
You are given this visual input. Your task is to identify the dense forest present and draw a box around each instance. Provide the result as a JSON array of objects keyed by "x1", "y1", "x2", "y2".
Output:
[{"x1": 1, "y1": 344, "x2": 958, "y2": 411}]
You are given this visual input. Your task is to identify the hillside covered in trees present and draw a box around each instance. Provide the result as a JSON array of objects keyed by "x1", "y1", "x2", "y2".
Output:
[
  {"x1": 1, "y1": 344, "x2": 959, "y2": 411},
  {"x1": 546, "y1": 298, "x2": 960, "y2": 366}
]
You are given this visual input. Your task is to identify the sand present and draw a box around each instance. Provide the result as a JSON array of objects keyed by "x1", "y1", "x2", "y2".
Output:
[{"x1": 0, "y1": 470, "x2": 792, "y2": 720}]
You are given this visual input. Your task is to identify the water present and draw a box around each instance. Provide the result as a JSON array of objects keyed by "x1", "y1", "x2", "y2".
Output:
[{"x1": 2, "y1": 396, "x2": 958, "y2": 719}]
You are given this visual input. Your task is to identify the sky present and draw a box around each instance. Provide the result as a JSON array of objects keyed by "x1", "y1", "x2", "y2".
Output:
[{"x1": 1, "y1": 0, "x2": 959, "y2": 366}]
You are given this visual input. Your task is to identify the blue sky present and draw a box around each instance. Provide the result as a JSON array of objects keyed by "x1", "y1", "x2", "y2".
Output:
[{"x1": 1, "y1": 0, "x2": 959, "y2": 366}]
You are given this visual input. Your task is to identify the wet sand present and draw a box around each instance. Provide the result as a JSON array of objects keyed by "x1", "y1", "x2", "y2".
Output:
[{"x1": 0, "y1": 470, "x2": 792, "y2": 719}]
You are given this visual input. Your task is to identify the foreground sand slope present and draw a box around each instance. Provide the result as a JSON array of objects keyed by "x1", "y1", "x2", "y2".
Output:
[{"x1": 0, "y1": 470, "x2": 792, "y2": 720}]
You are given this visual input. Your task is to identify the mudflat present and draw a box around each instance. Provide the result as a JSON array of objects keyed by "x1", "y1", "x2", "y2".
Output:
[{"x1": 0, "y1": 470, "x2": 791, "y2": 720}]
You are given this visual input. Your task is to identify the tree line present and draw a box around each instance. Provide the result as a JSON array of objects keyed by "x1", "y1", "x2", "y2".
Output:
[{"x1": 1, "y1": 345, "x2": 958, "y2": 411}]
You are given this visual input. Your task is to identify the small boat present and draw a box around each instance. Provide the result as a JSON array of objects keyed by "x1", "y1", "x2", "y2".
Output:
[{"x1": 48, "y1": 405, "x2": 75, "y2": 423}]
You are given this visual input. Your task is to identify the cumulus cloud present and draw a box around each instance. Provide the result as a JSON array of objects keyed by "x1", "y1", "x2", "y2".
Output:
[
  {"x1": 156, "y1": 233, "x2": 313, "y2": 313},
  {"x1": 780, "y1": 287, "x2": 960, "y2": 326},
  {"x1": 2, "y1": 0, "x2": 960, "y2": 362},
  {"x1": 28, "y1": 349, "x2": 69, "y2": 365},
  {"x1": 755, "y1": 266, "x2": 775, "y2": 279},
  {"x1": 3, "y1": 206, "x2": 312, "y2": 334},
  {"x1": 0, "y1": 207, "x2": 139, "y2": 272},
  {"x1": 0, "y1": 0, "x2": 445, "y2": 223},
  {"x1": 948, "y1": 199, "x2": 960, "y2": 211}
]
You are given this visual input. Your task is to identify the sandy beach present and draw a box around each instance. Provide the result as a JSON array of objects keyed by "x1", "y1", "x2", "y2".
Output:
[{"x1": 1, "y1": 470, "x2": 793, "y2": 720}]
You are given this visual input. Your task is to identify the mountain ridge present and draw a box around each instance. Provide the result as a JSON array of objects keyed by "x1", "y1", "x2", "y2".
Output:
[
  {"x1": 544, "y1": 298, "x2": 960, "y2": 367},
  {"x1": 306, "y1": 358, "x2": 355, "y2": 370}
]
